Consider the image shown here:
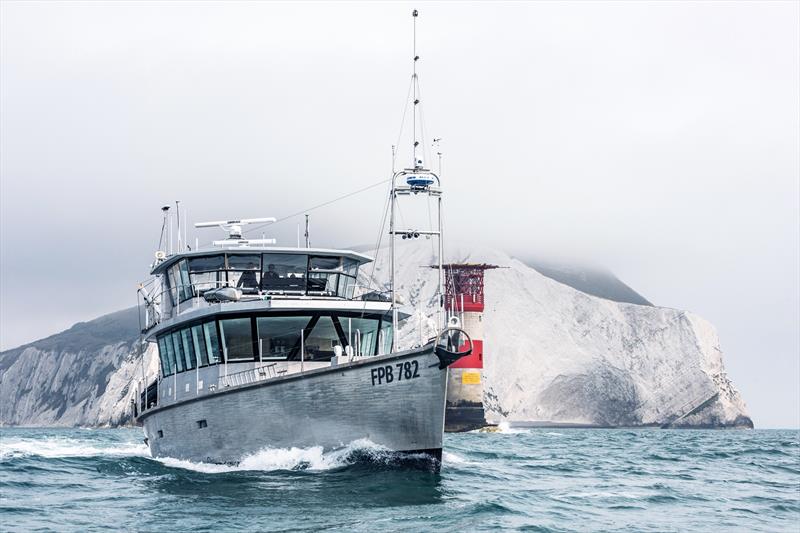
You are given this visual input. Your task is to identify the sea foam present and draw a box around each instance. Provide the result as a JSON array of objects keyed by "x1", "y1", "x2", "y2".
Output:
[
  {"x1": 0, "y1": 435, "x2": 149, "y2": 461},
  {"x1": 153, "y1": 438, "x2": 418, "y2": 473}
]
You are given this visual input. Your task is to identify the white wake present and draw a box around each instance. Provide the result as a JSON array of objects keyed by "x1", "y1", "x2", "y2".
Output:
[
  {"x1": 153, "y1": 438, "x2": 420, "y2": 473},
  {"x1": 0, "y1": 435, "x2": 149, "y2": 461},
  {"x1": 1, "y1": 433, "x2": 439, "y2": 473}
]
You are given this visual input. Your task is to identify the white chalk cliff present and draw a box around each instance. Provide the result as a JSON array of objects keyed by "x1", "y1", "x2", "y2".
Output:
[
  {"x1": 369, "y1": 243, "x2": 752, "y2": 428},
  {"x1": 0, "y1": 308, "x2": 158, "y2": 427},
  {"x1": 0, "y1": 246, "x2": 751, "y2": 428}
]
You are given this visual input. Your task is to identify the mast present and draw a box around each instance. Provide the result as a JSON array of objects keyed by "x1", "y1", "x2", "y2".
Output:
[
  {"x1": 412, "y1": 9, "x2": 419, "y2": 167},
  {"x1": 389, "y1": 9, "x2": 444, "y2": 351},
  {"x1": 390, "y1": 177, "x2": 397, "y2": 346}
]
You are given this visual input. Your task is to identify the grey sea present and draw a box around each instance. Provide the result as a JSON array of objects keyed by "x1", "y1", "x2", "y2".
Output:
[{"x1": 0, "y1": 427, "x2": 798, "y2": 532}]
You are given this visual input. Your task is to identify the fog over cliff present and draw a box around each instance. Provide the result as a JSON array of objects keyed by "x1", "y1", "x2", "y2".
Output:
[{"x1": 0, "y1": 249, "x2": 751, "y2": 429}]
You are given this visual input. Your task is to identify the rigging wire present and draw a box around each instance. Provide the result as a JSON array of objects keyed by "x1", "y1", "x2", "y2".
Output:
[
  {"x1": 192, "y1": 178, "x2": 392, "y2": 249},
  {"x1": 395, "y1": 198, "x2": 409, "y2": 232},
  {"x1": 244, "y1": 178, "x2": 391, "y2": 236},
  {"x1": 356, "y1": 183, "x2": 393, "y2": 321},
  {"x1": 365, "y1": 185, "x2": 392, "y2": 290}
]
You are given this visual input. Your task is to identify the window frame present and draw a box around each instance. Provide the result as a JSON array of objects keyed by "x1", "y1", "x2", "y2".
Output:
[
  {"x1": 219, "y1": 317, "x2": 255, "y2": 362},
  {"x1": 153, "y1": 311, "x2": 390, "y2": 374}
]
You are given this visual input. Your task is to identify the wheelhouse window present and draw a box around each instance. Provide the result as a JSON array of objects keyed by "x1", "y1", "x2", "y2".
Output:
[
  {"x1": 307, "y1": 256, "x2": 358, "y2": 298},
  {"x1": 163, "y1": 334, "x2": 176, "y2": 375},
  {"x1": 157, "y1": 337, "x2": 173, "y2": 376},
  {"x1": 227, "y1": 254, "x2": 261, "y2": 295},
  {"x1": 302, "y1": 316, "x2": 341, "y2": 360},
  {"x1": 167, "y1": 260, "x2": 193, "y2": 304},
  {"x1": 309, "y1": 256, "x2": 341, "y2": 271},
  {"x1": 347, "y1": 317, "x2": 381, "y2": 357},
  {"x1": 180, "y1": 329, "x2": 196, "y2": 370},
  {"x1": 378, "y1": 320, "x2": 393, "y2": 355},
  {"x1": 308, "y1": 256, "x2": 341, "y2": 295},
  {"x1": 171, "y1": 332, "x2": 185, "y2": 372},
  {"x1": 261, "y1": 254, "x2": 307, "y2": 292},
  {"x1": 219, "y1": 318, "x2": 254, "y2": 361},
  {"x1": 256, "y1": 315, "x2": 306, "y2": 360},
  {"x1": 165, "y1": 252, "x2": 362, "y2": 303},
  {"x1": 187, "y1": 253, "x2": 263, "y2": 296},
  {"x1": 203, "y1": 321, "x2": 222, "y2": 364},
  {"x1": 157, "y1": 319, "x2": 220, "y2": 376},
  {"x1": 191, "y1": 325, "x2": 209, "y2": 367},
  {"x1": 156, "y1": 314, "x2": 389, "y2": 374},
  {"x1": 255, "y1": 315, "x2": 345, "y2": 361},
  {"x1": 188, "y1": 255, "x2": 225, "y2": 295}
]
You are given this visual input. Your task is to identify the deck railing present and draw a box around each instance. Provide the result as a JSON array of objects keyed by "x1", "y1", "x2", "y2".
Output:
[
  {"x1": 140, "y1": 278, "x2": 385, "y2": 332},
  {"x1": 219, "y1": 363, "x2": 286, "y2": 389}
]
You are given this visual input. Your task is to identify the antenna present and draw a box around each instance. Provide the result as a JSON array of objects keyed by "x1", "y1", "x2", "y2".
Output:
[
  {"x1": 412, "y1": 8, "x2": 421, "y2": 169},
  {"x1": 194, "y1": 217, "x2": 277, "y2": 246},
  {"x1": 184, "y1": 206, "x2": 189, "y2": 250},
  {"x1": 304, "y1": 214, "x2": 310, "y2": 248},
  {"x1": 434, "y1": 138, "x2": 442, "y2": 176},
  {"x1": 158, "y1": 205, "x2": 170, "y2": 253},
  {"x1": 175, "y1": 200, "x2": 181, "y2": 252}
]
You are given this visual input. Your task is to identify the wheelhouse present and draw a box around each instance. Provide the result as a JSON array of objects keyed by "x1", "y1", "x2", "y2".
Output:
[
  {"x1": 136, "y1": 245, "x2": 401, "y2": 410},
  {"x1": 143, "y1": 248, "x2": 375, "y2": 331}
]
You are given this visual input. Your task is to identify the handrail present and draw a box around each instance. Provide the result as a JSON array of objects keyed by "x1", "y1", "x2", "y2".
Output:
[
  {"x1": 142, "y1": 275, "x2": 376, "y2": 331},
  {"x1": 219, "y1": 363, "x2": 280, "y2": 388}
]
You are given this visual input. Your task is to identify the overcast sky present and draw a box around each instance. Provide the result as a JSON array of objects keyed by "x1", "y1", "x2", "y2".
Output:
[{"x1": 1, "y1": 1, "x2": 797, "y2": 427}]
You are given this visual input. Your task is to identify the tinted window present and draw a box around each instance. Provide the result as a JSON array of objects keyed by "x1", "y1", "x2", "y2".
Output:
[
  {"x1": 309, "y1": 256, "x2": 341, "y2": 271},
  {"x1": 378, "y1": 320, "x2": 393, "y2": 355},
  {"x1": 256, "y1": 315, "x2": 307, "y2": 360},
  {"x1": 220, "y1": 318, "x2": 254, "y2": 361},
  {"x1": 191, "y1": 325, "x2": 209, "y2": 367},
  {"x1": 157, "y1": 337, "x2": 171, "y2": 376},
  {"x1": 190, "y1": 271, "x2": 222, "y2": 293},
  {"x1": 178, "y1": 260, "x2": 192, "y2": 301},
  {"x1": 261, "y1": 254, "x2": 307, "y2": 292},
  {"x1": 169, "y1": 262, "x2": 193, "y2": 303},
  {"x1": 307, "y1": 271, "x2": 337, "y2": 294},
  {"x1": 162, "y1": 334, "x2": 176, "y2": 375},
  {"x1": 337, "y1": 275, "x2": 356, "y2": 299},
  {"x1": 343, "y1": 258, "x2": 359, "y2": 277},
  {"x1": 203, "y1": 322, "x2": 222, "y2": 364},
  {"x1": 256, "y1": 315, "x2": 347, "y2": 361},
  {"x1": 303, "y1": 316, "x2": 342, "y2": 360},
  {"x1": 188, "y1": 255, "x2": 225, "y2": 272},
  {"x1": 167, "y1": 267, "x2": 179, "y2": 305},
  {"x1": 227, "y1": 254, "x2": 261, "y2": 270},
  {"x1": 171, "y1": 332, "x2": 185, "y2": 372},
  {"x1": 347, "y1": 317, "x2": 381, "y2": 356},
  {"x1": 230, "y1": 271, "x2": 261, "y2": 294},
  {"x1": 181, "y1": 329, "x2": 196, "y2": 370}
]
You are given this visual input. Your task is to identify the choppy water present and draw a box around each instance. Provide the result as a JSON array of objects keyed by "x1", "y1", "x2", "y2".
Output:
[{"x1": 1, "y1": 427, "x2": 798, "y2": 532}]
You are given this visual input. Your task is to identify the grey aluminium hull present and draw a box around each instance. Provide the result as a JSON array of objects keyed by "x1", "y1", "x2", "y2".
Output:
[{"x1": 137, "y1": 344, "x2": 447, "y2": 465}]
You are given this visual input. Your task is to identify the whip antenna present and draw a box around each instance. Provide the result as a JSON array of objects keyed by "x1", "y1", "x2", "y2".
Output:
[{"x1": 412, "y1": 9, "x2": 421, "y2": 169}]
